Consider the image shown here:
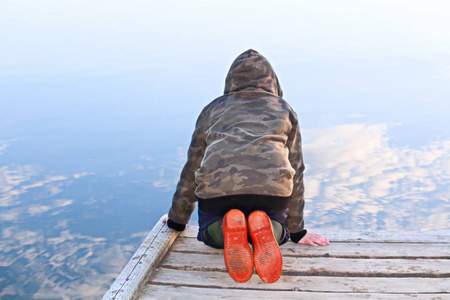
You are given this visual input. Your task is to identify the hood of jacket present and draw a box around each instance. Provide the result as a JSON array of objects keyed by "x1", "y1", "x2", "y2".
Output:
[{"x1": 224, "y1": 49, "x2": 283, "y2": 97}]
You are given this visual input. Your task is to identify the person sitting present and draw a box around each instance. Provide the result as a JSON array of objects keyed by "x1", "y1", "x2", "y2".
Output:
[{"x1": 166, "y1": 49, "x2": 329, "y2": 283}]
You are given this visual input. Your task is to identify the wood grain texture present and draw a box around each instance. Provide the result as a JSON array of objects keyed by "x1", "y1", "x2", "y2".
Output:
[
  {"x1": 149, "y1": 268, "x2": 450, "y2": 293},
  {"x1": 105, "y1": 216, "x2": 450, "y2": 299},
  {"x1": 102, "y1": 215, "x2": 179, "y2": 300},
  {"x1": 181, "y1": 226, "x2": 450, "y2": 243},
  {"x1": 172, "y1": 237, "x2": 450, "y2": 258},
  {"x1": 138, "y1": 285, "x2": 449, "y2": 300},
  {"x1": 160, "y1": 251, "x2": 450, "y2": 277}
]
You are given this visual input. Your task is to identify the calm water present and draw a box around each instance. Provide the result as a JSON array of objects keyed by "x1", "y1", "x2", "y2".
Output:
[
  {"x1": 1, "y1": 74, "x2": 449, "y2": 299},
  {"x1": 1, "y1": 1, "x2": 450, "y2": 299}
]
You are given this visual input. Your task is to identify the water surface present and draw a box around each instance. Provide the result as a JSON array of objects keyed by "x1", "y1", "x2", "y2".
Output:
[{"x1": 1, "y1": 1, "x2": 449, "y2": 298}]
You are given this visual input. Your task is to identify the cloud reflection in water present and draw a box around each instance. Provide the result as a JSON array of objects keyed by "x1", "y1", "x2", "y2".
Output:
[
  {"x1": 0, "y1": 122, "x2": 449, "y2": 299},
  {"x1": 0, "y1": 163, "x2": 150, "y2": 299},
  {"x1": 303, "y1": 123, "x2": 449, "y2": 231}
]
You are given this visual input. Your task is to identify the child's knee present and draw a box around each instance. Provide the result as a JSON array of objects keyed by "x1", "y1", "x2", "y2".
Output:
[
  {"x1": 270, "y1": 219, "x2": 286, "y2": 244},
  {"x1": 203, "y1": 218, "x2": 224, "y2": 248}
]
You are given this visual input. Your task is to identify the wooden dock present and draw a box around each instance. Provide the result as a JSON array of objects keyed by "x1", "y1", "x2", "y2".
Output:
[{"x1": 103, "y1": 215, "x2": 450, "y2": 299}]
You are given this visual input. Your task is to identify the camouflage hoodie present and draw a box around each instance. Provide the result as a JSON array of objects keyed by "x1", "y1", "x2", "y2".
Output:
[{"x1": 168, "y1": 49, "x2": 305, "y2": 234}]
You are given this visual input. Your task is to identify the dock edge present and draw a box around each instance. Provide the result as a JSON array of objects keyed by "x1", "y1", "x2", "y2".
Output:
[{"x1": 102, "y1": 214, "x2": 180, "y2": 300}]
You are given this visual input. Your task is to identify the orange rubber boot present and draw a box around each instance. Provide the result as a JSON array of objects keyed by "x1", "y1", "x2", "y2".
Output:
[
  {"x1": 223, "y1": 209, "x2": 254, "y2": 283},
  {"x1": 248, "y1": 210, "x2": 283, "y2": 283}
]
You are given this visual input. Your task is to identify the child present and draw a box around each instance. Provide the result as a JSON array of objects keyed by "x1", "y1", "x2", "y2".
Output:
[{"x1": 166, "y1": 49, "x2": 329, "y2": 283}]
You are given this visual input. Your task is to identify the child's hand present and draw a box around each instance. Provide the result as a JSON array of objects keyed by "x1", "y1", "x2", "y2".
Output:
[{"x1": 298, "y1": 231, "x2": 330, "y2": 247}]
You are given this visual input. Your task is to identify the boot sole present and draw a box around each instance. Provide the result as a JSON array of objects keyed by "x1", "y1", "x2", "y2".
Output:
[
  {"x1": 248, "y1": 210, "x2": 283, "y2": 283},
  {"x1": 223, "y1": 209, "x2": 254, "y2": 283}
]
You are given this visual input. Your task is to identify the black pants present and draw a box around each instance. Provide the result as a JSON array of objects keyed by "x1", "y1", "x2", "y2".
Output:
[{"x1": 197, "y1": 194, "x2": 291, "y2": 248}]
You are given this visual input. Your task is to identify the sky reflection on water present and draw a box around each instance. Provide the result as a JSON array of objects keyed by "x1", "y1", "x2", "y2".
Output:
[
  {"x1": 1, "y1": 0, "x2": 450, "y2": 298},
  {"x1": 1, "y1": 119, "x2": 448, "y2": 298},
  {"x1": 303, "y1": 122, "x2": 449, "y2": 231}
]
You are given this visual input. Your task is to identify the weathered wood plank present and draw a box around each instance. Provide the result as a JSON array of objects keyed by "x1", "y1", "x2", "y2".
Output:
[
  {"x1": 138, "y1": 285, "x2": 449, "y2": 299},
  {"x1": 149, "y1": 268, "x2": 450, "y2": 293},
  {"x1": 181, "y1": 226, "x2": 450, "y2": 243},
  {"x1": 102, "y1": 215, "x2": 180, "y2": 300},
  {"x1": 171, "y1": 237, "x2": 450, "y2": 258},
  {"x1": 160, "y1": 252, "x2": 450, "y2": 277},
  {"x1": 105, "y1": 217, "x2": 450, "y2": 299}
]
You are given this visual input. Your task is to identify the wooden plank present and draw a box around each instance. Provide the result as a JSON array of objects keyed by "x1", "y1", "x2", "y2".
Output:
[
  {"x1": 149, "y1": 268, "x2": 450, "y2": 293},
  {"x1": 102, "y1": 215, "x2": 180, "y2": 300},
  {"x1": 181, "y1": 226, "x2": 450, "y2": 243},
  {"x1": 160, "y1": 252, "x2": 450, "y2": 277},
  {"x1": 138, "y1": 285, "x2": 449, "y2": 299},
  {"x1": 171, "y1": 237, "x2": 450, "y2": 258},
  {"x1": 104, "y1": 218, "x2": 450, "y2": 299}
]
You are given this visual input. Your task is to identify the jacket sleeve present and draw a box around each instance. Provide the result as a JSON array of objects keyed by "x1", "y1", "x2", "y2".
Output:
[
  {"x1": 285, "y1": 111, "x2": 306, "y2": 235},
  {"x1": 168, "y1": 110, "x2": 207, "y2": 225}
]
